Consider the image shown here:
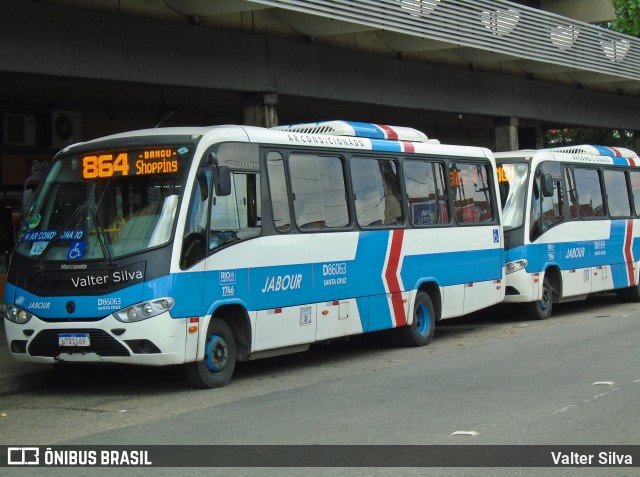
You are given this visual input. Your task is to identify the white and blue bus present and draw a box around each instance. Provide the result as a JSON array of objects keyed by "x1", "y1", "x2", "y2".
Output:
[
  {"x1": 496, "y1": 145, "x2": 640, "y2": 319},
  {"x1": 1, "y1": 121, "x2": 504, "y2": 388}
]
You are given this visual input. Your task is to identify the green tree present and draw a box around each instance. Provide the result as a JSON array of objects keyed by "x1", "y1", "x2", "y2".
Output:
[{"x1": 612, "y1": 0, "x2": 640, "y2": 36}]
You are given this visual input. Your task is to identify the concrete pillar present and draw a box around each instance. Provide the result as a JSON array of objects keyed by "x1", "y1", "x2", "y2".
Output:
[
  {"x1": 494, "y1": 116, "x2": 519, "y2": 152},
  {"x1": 243, "y1": 92, "x2": 278, "y2": 128}
]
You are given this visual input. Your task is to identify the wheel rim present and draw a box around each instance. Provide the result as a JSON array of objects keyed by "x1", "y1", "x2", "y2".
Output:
[
  {"x1": 205, "y1": 334, "x2": 228, "y2": 373},
  {"x1": 415, "y1": 302, "x2": 431, "y2": 336}
]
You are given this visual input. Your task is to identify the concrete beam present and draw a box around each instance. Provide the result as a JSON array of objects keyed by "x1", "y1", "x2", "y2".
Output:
[{"x1": 1, "y1": 0, "x2": 639, "y2": 131}]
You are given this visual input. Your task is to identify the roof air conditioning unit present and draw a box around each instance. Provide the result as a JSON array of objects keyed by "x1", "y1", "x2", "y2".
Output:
[
  {"x1": 51, "y1": 110, "x2": 82, "y2": 148},
  {"x1": 3, "y1": 113, "x2": 36, "y2": 147}
]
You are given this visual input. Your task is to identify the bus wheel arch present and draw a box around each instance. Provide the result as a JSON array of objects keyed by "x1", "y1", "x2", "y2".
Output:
[
  {"x1": 527, "y1": 266, "x2": 561, "y2": 320},
  {"x1": 184, "y1": 305, "x2": 251, "y2": 389},
  {"x1": 212, "y1": 304, "x2": 252, "y2": 361},
  {"x1": 398, "y1": 282, "x2": 440, "y2": 347}
]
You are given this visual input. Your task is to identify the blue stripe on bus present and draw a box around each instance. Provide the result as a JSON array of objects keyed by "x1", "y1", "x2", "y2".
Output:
[
  {"x1": 592, "y1": 145, "x2": 618, "y2": 156},
  {"x1": 508, "y1": 220, "x2": 637, "y2": 289},
  {"x1": 12, "y1": 230, "x2": 501, "y2": 323},
  {"x1": 612, "y1": 157, "x2": 631, "y2": 166},
  {"x1": 343, "y1": 121, "x2": 388, "y2": 139},
  {"x1": 369, "y1": 139, "x2": 402, "y2": 152}
]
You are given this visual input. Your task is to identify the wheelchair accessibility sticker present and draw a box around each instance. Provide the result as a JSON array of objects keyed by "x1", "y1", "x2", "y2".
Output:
[{"x1": 67, "y1": 241, "x2": 87, "y2": 259}]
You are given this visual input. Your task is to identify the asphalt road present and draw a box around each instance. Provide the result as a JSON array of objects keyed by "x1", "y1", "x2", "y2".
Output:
[{"x1": 1, "y1": 295, "x2": 638, "y2": 477}]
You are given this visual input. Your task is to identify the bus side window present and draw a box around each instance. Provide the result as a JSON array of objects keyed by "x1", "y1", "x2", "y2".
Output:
[
  {"x1": 404, "y1": 159, "x2": 449, "y2": 226},
  {"x1": 541, "y1": 179, "x2": 564, "y2": 231},
  {"x1": 539, "y1": 162, "x2": 563, "y2": 232},
  {"x1": 181, "y1": 169, "x2": 210, "y2": 269},
  {"x1": 630, "y1": 170, "x2": 640, "y2": 216},
  {"x1": 603, "y1": 169, "x2": 631, "y2": 218},
  {"x1": 266, "y1": 151, "x2": 291, "y2": 232},
  {"x1": 564, "y1": 167, "x2": 579, "y2": 220},
  {"x1": 449, "y1": 162, "x2": 494, "y2": 224},
  {"x1": 351, "y1": 157, "x2": 403, "y2": 227},
  {"x1": 574, "y1": 168, "x2": 604, "y2": 219},
  {"x1": 289, "y1": 154, "x2": 349, "y2": 230},
  {"x1": 529, "y1": 179, "x2": 541, "y2": 240}
]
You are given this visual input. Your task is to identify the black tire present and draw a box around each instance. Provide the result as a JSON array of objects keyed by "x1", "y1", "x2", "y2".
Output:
[
  {"x1": 398, "y1": 291, "x2": 436, "y2": 347},
  {"x1": 526, "y1": 276, "x2": 554, "y2": 320},
  {"x1": 184, "y1": 319, "x2": 237, "y2": 389}
]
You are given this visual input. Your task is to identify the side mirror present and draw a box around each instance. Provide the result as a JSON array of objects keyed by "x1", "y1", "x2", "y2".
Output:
[
  {"x1": 214, "y1": 166, "x2": 232, "y2": 197},
  {"x1": 542, "y1": 174, "x2": 554, "y2": 197}
]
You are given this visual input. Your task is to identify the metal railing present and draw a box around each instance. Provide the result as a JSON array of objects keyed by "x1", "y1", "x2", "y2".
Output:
[{"x1": 248, "y1": 0, "x2": 640, "y2": 81}]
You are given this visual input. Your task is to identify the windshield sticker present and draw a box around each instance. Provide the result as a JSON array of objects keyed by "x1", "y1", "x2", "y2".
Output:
[
  {"x1": 22, "y1": 230, "x2": 84, "y2": 242},
  {"x1": 28, "y1": 214, "x2": 41, "y2": 229},
  {"x1": 29, "y1": 241, "x2": 48, "y2": 256},
  {"x1": 177, "y1": 147, "x2": 190, "y2": 155},
  {"x1": 67, "y1": 241, "x2": 87, "y2": 259}
]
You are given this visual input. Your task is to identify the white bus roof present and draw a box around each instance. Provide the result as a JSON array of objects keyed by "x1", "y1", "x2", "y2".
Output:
[
  {"x1": 272, "y1": 120, "x2": 439, "y2": 144},
  {"x1": 545, "y1": 144, "x2": 637, "y2": 158}
]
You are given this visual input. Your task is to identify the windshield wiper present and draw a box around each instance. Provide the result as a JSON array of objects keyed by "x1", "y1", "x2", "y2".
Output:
[{"x1": 88, "y1": 205, "x2": 117, "y2": 268}]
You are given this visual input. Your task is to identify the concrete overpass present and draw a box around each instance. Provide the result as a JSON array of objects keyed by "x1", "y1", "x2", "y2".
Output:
[{"x1": 0, "y1": 0, "x2": 639, "y2": 202}]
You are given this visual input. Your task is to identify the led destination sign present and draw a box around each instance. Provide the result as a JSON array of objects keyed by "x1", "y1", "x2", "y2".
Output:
[{"x1": 81, "y1": 147, "x2": 183, "y2": 179}]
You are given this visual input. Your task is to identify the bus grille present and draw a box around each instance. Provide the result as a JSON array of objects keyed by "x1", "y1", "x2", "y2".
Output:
[{"x1": 28, "y1": 329, "x2": 131, "y2": 357}]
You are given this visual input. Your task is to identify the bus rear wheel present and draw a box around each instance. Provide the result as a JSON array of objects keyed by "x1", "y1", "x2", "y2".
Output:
[
  {"x1": 184, "y1": 319, "x2": 237, "y2": 389},
  {"x1": 526, "y1": 276, "x2": 553, "y2": 320},
  {"x1": 398, "y1": 291, "x2": 436, "y2": 347}
]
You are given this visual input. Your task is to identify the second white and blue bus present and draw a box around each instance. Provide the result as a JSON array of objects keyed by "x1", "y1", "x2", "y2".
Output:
[{"x1": 496, "y1": 144, "x2": 640, "y2": 319}]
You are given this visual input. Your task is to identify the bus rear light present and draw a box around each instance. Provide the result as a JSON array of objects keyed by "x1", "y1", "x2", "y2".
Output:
[
  {"x1": 189, "y1": 317, "x2": 199, "y2": 323},
  {"x1": 188, "y1": 326, "x2": 198, "y2": 333}
]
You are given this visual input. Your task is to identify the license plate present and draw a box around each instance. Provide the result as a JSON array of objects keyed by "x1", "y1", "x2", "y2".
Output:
[{"x1": 58, "y1": 333, "x2": 90, "y2": 347}]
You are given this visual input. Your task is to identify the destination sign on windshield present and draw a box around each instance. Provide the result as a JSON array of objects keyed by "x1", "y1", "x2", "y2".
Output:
[{"x1": 81, "y1": 147, "x2": 185, "y2": 179}]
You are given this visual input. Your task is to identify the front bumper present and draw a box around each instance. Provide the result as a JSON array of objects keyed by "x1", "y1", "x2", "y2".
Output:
[{"x1": 3, "y1": 312, "x2": 189, "y2": 366}]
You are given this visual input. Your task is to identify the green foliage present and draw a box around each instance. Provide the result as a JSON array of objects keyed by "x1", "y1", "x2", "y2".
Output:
[
  {"x1": 544, "y1": 128, "x2": 635, "y2": 149},
  {"x1": 612, "y1": 0, "x2": 640, "y2": 36}
]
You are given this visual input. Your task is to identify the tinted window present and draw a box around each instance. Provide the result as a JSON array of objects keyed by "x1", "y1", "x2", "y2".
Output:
[
  {"x1": 630, "y1": 170, "x2": 640, "y2": 216},
  {"x1": 266, "y1": 151, "x2": 291, "y2": 232},
  {"x1": 564, "y1": 167, "x2": 579, "y2": 220},
  {"x1": 449, "y1": 162, "x2": 494, "y2": 224},
  {"x1": 574, "y1": 168, "x2": 604, "y2": 218},
  {"x1": 603, "y1": 169, "x2": 631, "y2": 217},
  {"x1": 404, "y1": 159, "x2": 449, "y2": 226},
  {"x1": 351, "y1": 157, "x2": 403, "y2": 227},
  {"x1": 289, "y1": 154, "x2": 349, "y2": 230}
]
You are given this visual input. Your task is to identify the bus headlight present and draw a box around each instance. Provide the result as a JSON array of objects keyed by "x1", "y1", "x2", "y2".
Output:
[
  {"x1": 114, "y1": 297, "x2": 175, "y2": 323},
  {"x1": 505, "y1": 259, "x2": 528, "y2": 275},
  {"x1": 3, "y1": 305, "x2": 33, "y2": 324}
]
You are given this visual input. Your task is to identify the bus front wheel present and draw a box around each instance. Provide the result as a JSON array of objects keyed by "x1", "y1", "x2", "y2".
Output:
[
  {"x1": 184, "y1": 319, "x2": 237, "y2": 389},
  {"x1": 398, "y1": 291, "x2": 436, "y2": 347},
  {"x1": 527, "y1": 276, "x2": 553, "y2": 320}
]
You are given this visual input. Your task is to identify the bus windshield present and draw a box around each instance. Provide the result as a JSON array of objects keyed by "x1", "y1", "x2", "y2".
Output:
[
  {"x1": 16, "y1": 145, "x2": 192, "y2": 262},
  {"x1": 497, "y1": 161, "x2": 529, "y2": 230}
]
